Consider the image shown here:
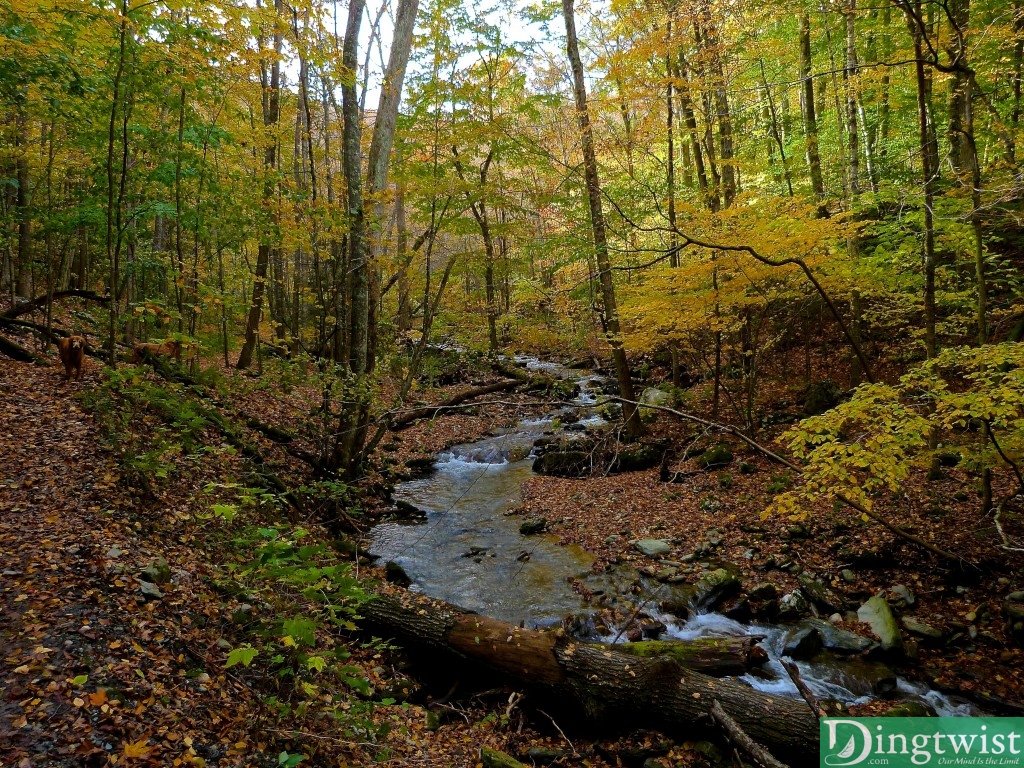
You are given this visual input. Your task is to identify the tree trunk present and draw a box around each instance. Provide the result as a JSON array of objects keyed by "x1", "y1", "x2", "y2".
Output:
[
  {"x1": 361, "y1": 593, "x2": 818, "y2": 766},
  {"x1": 845, "y1": 0, "x2": 860, "y2": 198},
  {"x1": 237, "y1": 0, "x2": 283, "y2": 370},
  {"x1": 907, "y1": 1, "x2": 938, "y2": 359},
  {"x1": 15, "y1": 114, "x2": 32, "y2": 300},
  {"x1": 562, "y1": 0, "x2": 643, "y2": 440},
  {"x1": 799, "y1": 13, "x2": 827, "y2": 216}
]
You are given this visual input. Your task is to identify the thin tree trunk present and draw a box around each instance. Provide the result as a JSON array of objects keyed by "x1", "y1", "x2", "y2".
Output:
[
  {"x1": 799, "y1": 14, "x2": 827, "y2": 216},
  {"x1": 909, "y1": 2, "x2": 938, "y2": 358},
  {"x1": 678, "y1": 55, "x2": 715, "y2": 212},
  {"x1": 15, "y1": 114, "x2": 32, "y2": 300},
  {"x1": 562, "y1": 0, "x2": 642, "y2": 440},
  {"x1": 758, "y1": 60, "x2": 794, "y2": 197},
  {"x1": 845, "y1": 0, "x2": 860, "y2": 197},
  {"x1": 237, "y1": 0, "x2": 282, "y2": 370}
]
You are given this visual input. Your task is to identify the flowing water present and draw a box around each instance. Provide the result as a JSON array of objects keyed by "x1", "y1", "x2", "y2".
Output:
[{"x1": 369, "y1": 357, "x2": 975, "y2": 715}]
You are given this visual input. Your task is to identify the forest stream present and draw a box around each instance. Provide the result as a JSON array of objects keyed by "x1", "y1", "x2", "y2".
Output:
[{"x1": 370, "y1": 358, "x2": 976, "y2": 717}]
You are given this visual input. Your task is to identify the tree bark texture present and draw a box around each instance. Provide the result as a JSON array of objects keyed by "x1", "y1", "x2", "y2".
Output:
[
  {"x1": 562, "y1": 0, "x2": 643, "y2": 440},
  {"x1": 361, "y1": 592, "x2": 819, "y2": 766}
]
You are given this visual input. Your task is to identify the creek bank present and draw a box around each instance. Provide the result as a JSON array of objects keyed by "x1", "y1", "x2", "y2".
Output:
[{"x1": 368, "y1": 355, "x2": 980, "y2": 721}]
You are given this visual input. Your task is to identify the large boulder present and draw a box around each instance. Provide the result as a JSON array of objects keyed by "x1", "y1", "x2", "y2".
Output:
[
  {"x1": 697, "y1": 444, "x2": 733, "y2": 470},
  {"x1": 901, "y1": 616, "x2": 944, "y2": 642},
  {"x1": 693, "y1": 568, "x2": 742, "y2": 611},
  {"x1": 805, "y1": 619, "x2": 875, "y2": 654},
  {"x1": 532, "y1": 449, "x2": 591, "y2": 477},
  {"x1": 783, "y1": 627, "x2": 823, "y2": 660},
  {"x1": 857, "y1": 596, "x2": 905, "y2": 655},
  {"x1": 639, "y1": 387, "x2": 673, "y2": 423},
  {"x1": 614, "y1": 443, "x2": 666, "y2": 472}
]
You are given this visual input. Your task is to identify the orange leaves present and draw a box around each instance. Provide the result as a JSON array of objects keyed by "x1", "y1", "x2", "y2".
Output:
[
  {"x1": 121, "y1": 738, "x2": 154, "y2": 759},
  {"x1": 89, "y1": 688, "x2": 109, "y2": 707}
]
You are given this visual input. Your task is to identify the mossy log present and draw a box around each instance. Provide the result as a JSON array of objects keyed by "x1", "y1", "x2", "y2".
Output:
[
  {"x1": 610, "y1": 637, "x2": 767, "y2": 676},
  {"x1": 361, "y1": 592, "x2": 819, "y2": 765}
]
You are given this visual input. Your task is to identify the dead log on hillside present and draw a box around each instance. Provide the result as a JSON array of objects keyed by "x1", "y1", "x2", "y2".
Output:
[
  {"x1": 361, "y1": 592, "x2": 819, "y2": 765},
  {"x1": 391, "y1": 378, "x2": 525, "y2": 428},
  {"x1": 1, "y1": 289, "x2": 110, "y2": 320},
  {"x1": 0, "y1": 333, "x2": 43, "y2": 363}
]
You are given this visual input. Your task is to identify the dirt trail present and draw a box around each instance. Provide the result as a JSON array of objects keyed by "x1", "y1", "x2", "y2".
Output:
[{"x1": 0, "y1": 359, "x2": 255, "y2": 766}]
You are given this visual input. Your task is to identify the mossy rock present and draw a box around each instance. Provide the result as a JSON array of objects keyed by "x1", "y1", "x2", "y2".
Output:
[
  {"x1": 880, "y1": 701, "x2": 937, "y2": 717},
  {"x1": 804, "y1": 380, "x2": 842, "y2": 415},
  {"x1": 481, "y1": 748, "x2": 527, "y2": 768},
  {"x1": 519, "y1": 518, "x2": 547, "y2": 535},
  {"x1": 697, "y1": 444, "x2": 733, "y2": 469},
  {"x1": 532, "y1": 449, "x2": 591, "y2": 477},
  {"x1": 615, "y1": 444, "x2": 664, "y2": 472}
]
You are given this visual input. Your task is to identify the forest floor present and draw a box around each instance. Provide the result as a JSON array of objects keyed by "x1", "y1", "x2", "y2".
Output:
[
  {"x1": 0, "y1": 352, "x2": 694, "y2": 768},
  {"x1": 2, "y1": 342, "x2": 1024, "y2": 768}
]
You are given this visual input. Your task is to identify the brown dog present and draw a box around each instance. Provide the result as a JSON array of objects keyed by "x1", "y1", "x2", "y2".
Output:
[
  {"x1": 131, "y1": 339, "x2": 182, "y2": 364},
  {"x1": 58, "y1": 335, "x2": 86, "y2": 381}
]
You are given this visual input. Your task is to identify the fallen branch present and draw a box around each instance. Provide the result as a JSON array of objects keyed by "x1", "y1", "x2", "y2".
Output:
[
  {"x1": 0, "y1": 333, "x2": 45, "y2": 363},
  {"x1": 781, "y1": 659, "x2": 825, "y2": 718},
  {"x1": 391, "y1": 379, "x2": 525, "y2": 428},
  {"x1": 710, "y1": 699, "x2": 790, "y2": 768}
]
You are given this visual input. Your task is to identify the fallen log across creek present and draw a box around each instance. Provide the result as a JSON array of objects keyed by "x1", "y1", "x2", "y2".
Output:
[{"x1": 361, "y1": 591, "x2": 820, "y2": 766}]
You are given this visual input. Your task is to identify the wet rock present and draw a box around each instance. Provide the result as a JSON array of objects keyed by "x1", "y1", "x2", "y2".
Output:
[
  {"x1": 873, "y1": 676, "x2": 899, "y2": 697},
  {"x1": 748, "y1": 582, "x2": 778, "y2": 600},
  {"x1": 141, "y1": 556, "x2": 171, "y2": 585},
  {"x1": 385, "y1": 561, "x2": 413, "y2": 587},
  {"x1": 706, "y1": 529, "x2": 723, "y2": 546},
  {"x1": 633, "y1": 539, "x2": 673, "y2": 558},
  {"x1": 798, "y1": 573, "x2": 841, "y2": 614},
  {"x1": 778, "y1": 590, "x2": 809, "y2": 620},
  {"x1": 806, "y1": 619, "x2": 875, "y2": 654},
  {"x1": 693, "y1": 568, "x2": 741, "y2": 611},
  {"x1": 404, "y1": 456, "x2": 436, "y2": 472},
  {"x1": 783, "y1": 627, "x2": 822, "y2": 659},
  {"x1": 857, "y1": 596, "x2": 905, "y2": 654},
  {"x1": 721, "y1": 599, "x2": 751, "y2": 623},
  {"x1": 519, "y1": 518, "x2": 547, "y2": 535},
  {"x1": 841, "y1": 569, "x2": 857, "y2": 583},
  {"x1": 901, "y1": 616, "x2": 943, "y2": 641},
  {"x1": 697, "y1": 444, "x2": 733, "y2": 469},
  {"x1": 523, "y1": 748, "x2": 572, "y2": 763},
  {"x1": 890, "y1": 584, "x2": 916, "y2": 607}
]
